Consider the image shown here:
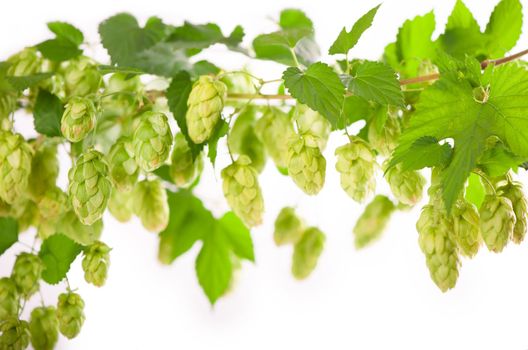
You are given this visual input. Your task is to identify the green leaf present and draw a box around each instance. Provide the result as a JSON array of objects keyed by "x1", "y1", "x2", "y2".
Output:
[
  {"x1": 391, "y1": 136, "x2": 453, "y2": 171},
  {"x1": 37, "y1": 38, "x2": 82, "y2": 61},
  {"x1": 346, "y1": 61, "x2": 403, "y2": 106},
  {"x1": 338, "y1": 95, "x2": 372, "y2": 129},
  {"x1": 33, "y1": 90, "x2": 63, "y2": 137},
  {"x1": 192, "y1": 60, "x2": 221, "y2": 76},
  {"x1": 47, "y1": 21, "x2": 84, "y2": 45},
  {"x1": 329, "y1": 4, "x2": 381, "y2": 55},
  {"x1": 97, "y1": 65, "x2": 144, "y2": 76},
  {"x1": 465, "y1": 173, "x2": 486, "y2": 209},
  {"x1": 283, "y1": 62, "x2": 345, "y2": 128},
  {"x1": 6, "y1": 73, "x2": 53, "y2": 91},
  {"x1": 0, "y1": 217, "x2": 18, "y2": 256},
  {"x1": 279, "y1": 9, "x2": 313, "y2": 30},
  {"x1": 134, "y1": 42, "x2": 191, "y2": 76},
  {"x1": 39, "y1": 234, "x2": 83, "y2": 285},
  {"x1": 168, "y1": 22, "x2": 244, "y2": 53},
  {"x1": 218, "y1": 212, "x2": 254, "y2": 262},
  {"x1": 477, "y1": 142, "x2": 524, "y2": 177},
  {"x1": 485, "y1": 0, "x2": 522, "y2": 58},
  {"x1": 207, "y1": 119, "x2": 229, "y2": 166}
]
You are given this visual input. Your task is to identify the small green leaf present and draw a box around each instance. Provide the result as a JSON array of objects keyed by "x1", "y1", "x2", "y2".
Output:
[
  {"x1": 346, "y1": 61, "x2": 403, "y2": 106},
  {"x1": 279, "y1": 9, "x2": 313, "y2": 30},
  {"x1": 47, "y1": 21, "x2": 84, "y2": 45},
  {"x1": 39, "y1": 234, "x2": 83, "y2": 285},
  {"x1": 390, "y1": 136, "x2": 453, "y2": 171},
  {"x1": 33, "y1": 90, "x2": 63, "y2": 137},
  {"x1": 218, "y1": 212, "x2": 254, "y2": 262},
  {"x1": 6, "y1": 73, "x2": 53, "y2": 91},
  {"x1": 477, "y1": 142, "x2": 524, "y2": 177},
  {"x1": 465, "y1": 173, "x2": 486, "y2": 209},
  {"x1": 0, "y1": 217, "x2": 18, "y2": 256},
  {"x1": 207, "y1": 119, "x2": 229, "y2": 166},
  {"x1": 169, "y1": 22, "x2": 244, "y2": 53},
  {"x1": 37, "y1": 38, "x2": 82, "y2": 61},
  {"x1": 338, "y1": 95, "x2": 372, "y2": 129},
  {"x1": 253, "y1": 29, "x2": 318, "y2": 66}
]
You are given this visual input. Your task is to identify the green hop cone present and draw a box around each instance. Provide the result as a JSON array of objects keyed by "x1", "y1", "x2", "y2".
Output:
[
  {"x1": 61, "y1": 96, "x2": 97, "y2": 143},
  {"x1": 228, "y1": 107, "x2": 266, "y2": 173},
  {"x1": 221, "y1": 155, "x2": 264, "y2": 227},
  {"x1": 57, "y1": 292, "x2": 85, "y2": 339},
  {"x1": 68, "y1": 149, "x2": 112, "y2": 225},
  {"x1": 353, "y1": 195, "x2": 395, "y2": 249},
  {"x1": 0, "y1": 318, "x2": 30, "y2": 350},
  {"x1": 37, "y1": 187, "x2": 68, "y2": 218},
  {"x1": 384, "y1": 163, "x2": 425, "y2": 206},
  {"x1": 479, "y1": 194, "x2": 515, "y2": 253},
  {"x1": 335, "y1": 136, "x2": 377, "y2": 202},
  {"x1": 293, "y1": 104, "x2": 331, "y2": 151},
  {"x1": 132, "y1": 111, "x2": 173, "y2": 172},
  {"x1": 169, "y1": 133, "x2": 204, "y2": 187},
  {"x1": 82, "y1": 241, "x2": 111, "y2": 287},
  {"x1": 287, "y1": 136, "x2": 326, "y2": 195},
  {"x1": 274, "y1": 207, "x2": 304, "y2": 246},
  {"x1": 62, "y1": 56, "x2": 102, "y2": 97},
  {"x1": 292, "y1": 227, "x2": 325, "y2": 280},
  {"x1": 0, "y1": 278, "x2": 18, "y2": 321},
  {"x1": 368, "y1": 108, "x2": 401, "y2": 156},
  {"x1": 185, "y1": 75, "x2": 227, "y2": 144},
  {"x1": 416, "y1": 205, "x2": 459, "y2": 292},
  {"x1": 107, "y1": 137, "x2": 139, "y2": 192},
  {"x1": 0, "y1": 93, "x2": 17, "y2": 122},
  {"x1": 7, "y1": 47, "x2": 40, "y2": 77},
  {"x1": 11, "y1": 253, "x2": 42, "y2": 298},
  {"x1": 132, "y1": 179, "x2": 169, "y2": 232},
  {"x1": 108, "y1": 189, "x2": 134, "y2": 222},
  {"x1": 57, "y1": 210, "x2": 103, "y2": 245},
  {"x1": 26, "y1": 143, "x2": 58, "y2": 200},
  {"x1": 0, "y1": 131, "x2": 33, "y2": 204},
  {"x1": 452, "y1": 199, "x2": 481, "y2": 258},
  {"x1": 498, "y1": 181, "x2": 528, "y2": 244},
  {"x1": 29, "y1": 306, "x2": 59, "y2": 350},
  {"x1": 255, "y1": 107, "x2": 295, "y2": 170},
  {"x1": 102, "y1": 73, "x2": 142, "y2": 118}
]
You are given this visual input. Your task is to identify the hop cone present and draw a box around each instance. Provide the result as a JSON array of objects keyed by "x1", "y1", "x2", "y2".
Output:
[
  {"x1": 108, "y1": 189, "x2": 133, "y2": 222},
  {"x1": 0, "y1": 278, "x2": 18, "y2": 321},
  {"x1": 132, "y1": 111, "x2": 173, "y2": 172},
  {"x1": 0, "y1": 131, "x2": 33, "y2": 204},
  {"x1": 61, "y1": 96, "x2": 97, "y2": 143},
  {"x1": 82, "y1": 241, "x2": 111, "y2": 287},
  {"x1": 498, "y1": 181, "x2": 528, "y2": 244},
  {"x1": 221, "y1": 155, "x2": 264, "y2": 227},
  {"x1": 452, "y1": 199, "x2": 481, "y2": 258},
  {"x1": 8, "y1": 199, "x2": 38, "y2": 233},
  {"x1": 132, "y1": 179, "x2": 169, "y2": 232},
  {"x1": 417, "y1": 205, "x2": 459, "y2": 292},
  {"x1": 368, "y1": 108, "x2": 401, "y2": 156},
  {"x1": 37, "y1": 187, "x2": 68, "y2": 218},
  {"x1": 0, "y1": 93, "x2": 17, "y2": 121},
  {"x1": 7, "y1": 47, "x2": 40, "y2": 77},
  {"x1": 169, "y1": 133, "x2": 203, "y2": 187},
  {"x1": 185, "y1": 75, "x2": 227, "y2": 144},
  {"x1": 228, "y1": 107, "x2": 266, "y2": 173},
  {"x1": 57, "y1": 292, "x2": 85, "y2": 339},
  {"x1": 384, "y1": 163, "x2": 425, "y2": 206},
  {"x1": 479, "y1": 194, "x2": 515, "y2": 253},
  {"x1": 58, "y1": 210, "x2": 103, "y2": 246},
  {"x1": 354, "y1": 195, "x2": 395, "y2": 249},
  {"x1": 11, "y1": 253, "x2": 42, "y2": 298},
  {"x1": 274, "y1": 207, "x2": 304, "y2": 246},
  {"x1": 68, "y1": 149, "x2": 111, "y2": 225},
  {"x1": 102, "y1": 73, "x2": 141, "y2": 118},
  {"x1": 26, "y1": 143, "x2": 58, "y2": 200},
  {"x1": 292, "y1": 227, "x2": 325, "y2": 280},
  {"x1": 335, "y1": 137, "x2": 376, "y2": 202},
  {"x1": 62, "y1": 57, "x2": 102, "y2": 97},
  {"x1": 255, "y1": 107, "x2": 295, "y2": 170},
  {"x1": 0, "y1": 318, "x2": 29, "y2": 350},
  {"x1": 107, "y1": 137, "x2": 139, "y2": 191},
  {"x1": 294, "y1": 104, "x2": 331, "y2": 151},
  {"x1": 29, "y1": 306, "x2": 59, "y2": 350},
  {"x1": 287, "y1": 136, "x2": 326, "y2": 195}
]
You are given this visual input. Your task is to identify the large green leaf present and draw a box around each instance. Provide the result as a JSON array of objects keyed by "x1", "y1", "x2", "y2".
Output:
[
  {"x1": 0, "y1": 217, "x2": 18, "y2": 256},
  {"x1": 218, "y1": 212, "x2": 254, "y2": 262},
  {"x1": 253, "y1": 28, "x2": 317, "y2": 66},
  {"x1": 346, "y1": 61, "x2": 403, "y2": 106},
  {"x1": 6, "y1": 73, "x2": 53, "y2": 91},
  {"x1": 33, "y1": 90, "x2": 63, "y2": 137},
  {"x1": 485, "y1": 0, "x2": 522, "y2": 58},
  {"x1": 39, "y1": 234, "x2": 83, "y2": 285}
]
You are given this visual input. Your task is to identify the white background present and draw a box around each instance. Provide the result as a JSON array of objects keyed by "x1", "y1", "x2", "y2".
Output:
[{"x1": 2, "y1": 0, "x2": 528, "y2": 349}]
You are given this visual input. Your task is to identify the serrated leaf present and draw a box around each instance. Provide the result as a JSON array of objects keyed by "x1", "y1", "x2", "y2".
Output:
[
  {"x1": 338, "y1": 95, "x2": 372, "y2": 129},
  {"x1": 218, "y1": 212, "x2": 254, "y2": 262},
  {"x1": 283, "y1": 62, "x2": 345, "y2": 128},
  {"x1": 169, "y1": 22, "x2": 244, "y2": 53},
  {"x1": 329, "y1": 4, "x2": 380, "y2": 55},
  {"x1": 6, "y1": 73, "x2": 53, "y2": 91},
  {"x1": 390, "y1": 136, "x2": 453, "y2": 171},
  {"x1": 485, "y1": 0, "x2": 522, "y2": 58},
  {"x1": 346, "y1": 61, "x2": 403, "y2": 106},
  {"x1": 37, "y1": 38, "x2": 82, "y2": 61},
  {"x1": 47, "y1": 21, "x2": 84, "y2": 45},
  {"x1": 207, "y1": 119, "x2": 229, "y2": 166},
  {"x1": 0, "y1": 217, "x2": 18, "y2": 256},
  {"x1": 279, "y1": 9, "x2": 313, "y2": 30},
  {"x1": 33, "y1": 90, "x2": 63, "y2": 137},
  {"x1": 253, "y1": 29, "x2": 319, "y2": 66},
  {"x1": 134, "y1": 42, "x2": 192, "y2": 76},
  {"x1": 465, "y1": 173, "x2": 486, "y2": 209},
  {"x1": 39, "y1": 234, "x2": 83, "y2": 285},
  {"x1": 477, "y1": 142, "x2": 524, "y2": 177}
]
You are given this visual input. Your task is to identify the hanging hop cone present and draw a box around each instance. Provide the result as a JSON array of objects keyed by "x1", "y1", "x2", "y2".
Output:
[
  {"x1": 353, "y1": 195, "x2": 395, "y2": 249},
  {"x1": 293, "y1": 104, "x2": 331, "y2": 151},
  {"x1": 29, "y1": 306, "x2": 59, "y2": 350},
  {"x1": 384, "y1": 163, "x2": 425, "y2": 206},
  {"x1": 0, "y1": 131, "x2": 33, "y2": 204},
  {"x1": 498, "y1": 180, "x2": 528, "y2": 244},
  {"x1": 82, "y1": 241, "x2": 111, "y2": 287},
  {"x1": 335, "y1": 136, "x2": 377, "y2": 202},
  {"x1": 61, "y1": 96, "x2": 97, "y2": 143},
  {"x1": 102, "y1": 73, "x2": 142, "y2": 118},
  {"x1": 107, "y1": 137, "x2": 139, "y2": 192},
  {"x1": 0, "y1": 318, "x2": 30, "y2": 350},
  {"x1": 68, "y1": 149, "x2": 112, "y2": 225},
  {"x1": 57, "y1": 292, "x2": 85, "y2": 339},
  {"x1": 27, "y1": 143, "x2": 59, "y2": 200},
  {"x1": 292, "y1": 227, "x2": 325, "y2": 280},
  {"x1": 185, "y1": 75, "x2": 227, "y2": 144},
  {"x1": 57, "y1": 210, "x2": 103, "y2": 246},
  {"x1": 37, "y1": 186, "x2": 69, "y2": 218},
  {"x1": 287, "y1": 136, "x2": 326, "y2": 195},
  {"x1": 368, "y1": 108, "x2": 401, "y2": 156},
  {"x1": 255, "y1": 107, "x2": 295, "y2": 170},
  {"x1": 416, "y1": 205, "x2": 459, "y2": 292},
  {"x1": 228, "y1": 107, "x2": 266, "y2": 173},
  {"x1": 11, "y1": 253, "x2": 42, "y2": 298},
  {"x1": 274, "y1": 207, "x2": 304, "y2": 246},
  {"x1": 62, "y1": 57, "x2": 102, "y2": 97},
  {"x1": 479, "y1": 194, "x2": 515, "y2": 253},
  {"x1": 169, "y1": 133, "x2": 204, "y2": 187},
  {"x1": 132, "y1": 111, "x2": 173, "y2": 172},
  {"x1": 0, "y1": 278, "x2": 18, "y2": 322},
  {"x1": 108, "y1": 189, "x2": 134, "y2": 223},
  {"x1": 452, "y1": 199, "x2": 481, "y2": 258},
  {"x1": 132, "y1": 179, "x2": 169, "y2": 232},
  {"x1": 7, "y1": 47, "x2": 40, "y2": 77},
  {"x1": 221, "y1": 155, "x2": 264, "y2": 227},
  {"x1": 0, "y1": 93, "x2": 17, "y2": 122}
]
